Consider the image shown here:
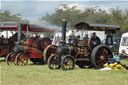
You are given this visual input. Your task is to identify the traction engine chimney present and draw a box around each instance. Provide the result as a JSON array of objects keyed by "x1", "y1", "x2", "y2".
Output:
[
  {"x1": 61, "y1": 19, "x2": 67, "y2": 45},
  {"x1": 18, "y1": 24, "x2": 22, "y2": 44}
]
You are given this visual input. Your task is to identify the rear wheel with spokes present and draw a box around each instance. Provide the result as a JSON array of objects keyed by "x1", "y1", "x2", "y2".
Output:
[
  {"x1": 91, "y1": 45, "x2": 113, "y2": 69},
  {"x1": 43, "y1": 45, "x2": 57, "y2": 63}
]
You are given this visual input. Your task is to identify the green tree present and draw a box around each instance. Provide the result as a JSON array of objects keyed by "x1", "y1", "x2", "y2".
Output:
[
  {"x1": 41, "y1": 4, "x2": 128, "y2": 34},
  {"x1": 0, "y1": 10, "x2": 29, "y2": 23}
]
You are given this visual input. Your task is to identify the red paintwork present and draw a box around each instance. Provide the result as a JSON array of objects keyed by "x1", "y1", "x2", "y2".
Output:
[
  {"x1": 41, "y1": 38, "x2": 52, "y2": 49},
  {"x1": 0, "y1": 27, "x2": 16, "y2": 31},
  {"x1": 17, "y1": 24, "x2": 55, "y2": 32},
  {"x1": 30, "y1": 51, "x2": 42, "y2": 58},
  {"x1": 0, "y1": 23, "x2": 55, "y2": 32},
  {"x1": 24, "y1": 45, "x2": 33, "y2": 53},
  {"x1": 0, "y1": 46, "x2": 10, "y2": 57},
  {"x1": 23, "y1": 37, "x2": 52, "y2": 59}
]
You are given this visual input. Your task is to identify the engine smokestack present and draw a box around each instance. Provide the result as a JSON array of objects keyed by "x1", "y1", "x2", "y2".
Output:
[
  {"x1": 18, "y1": 24, "x2": 22, "y2": 44},
  {"x1": 61, "y1": 19, "x2": 67, "y2": 44}
]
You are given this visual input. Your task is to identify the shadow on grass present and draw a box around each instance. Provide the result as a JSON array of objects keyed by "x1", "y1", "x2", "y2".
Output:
[
  {"x1": 75, "y1": 65, "x2": 94, "y2": 69},
  {"x1": 28, "y1": 63, "x2": 46, "y2": 66}
]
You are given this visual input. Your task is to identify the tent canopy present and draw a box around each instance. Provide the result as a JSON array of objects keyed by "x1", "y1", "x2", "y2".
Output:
[{"x1": 0, "y1": 22, "x2": 55, "y2": 32}]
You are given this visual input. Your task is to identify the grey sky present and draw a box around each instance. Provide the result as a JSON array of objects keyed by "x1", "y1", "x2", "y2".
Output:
[{"x1": 1, "y1": 0, "x2": 128, "y2": 22}]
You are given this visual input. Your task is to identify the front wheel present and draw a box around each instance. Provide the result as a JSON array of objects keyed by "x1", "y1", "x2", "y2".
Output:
[
  {"x1": 61, "y1": 55, "x2": 75, "y2": 70},
  {"x1": 48, "y1": 55, "x2": 61, "y2": 69},
  {"x1": 15, "y1": 53, "x2": 28, "y2": 66},
  {"x1": 91, "y1": 45, "x2": 113, "y2": 69},
  {"x1": 6, "y1": 53, "x2": 15, "y2": 65}
]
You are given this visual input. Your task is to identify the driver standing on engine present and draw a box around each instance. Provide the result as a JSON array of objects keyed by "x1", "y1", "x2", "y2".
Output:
[{"x1": 91, "y1": 32, "x2": 96, "y2": 38}]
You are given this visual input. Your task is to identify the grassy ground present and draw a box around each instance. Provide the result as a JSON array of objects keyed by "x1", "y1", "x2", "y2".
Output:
[{"x1": 0, "y1": 58, "x2": 128, "y2": 85}]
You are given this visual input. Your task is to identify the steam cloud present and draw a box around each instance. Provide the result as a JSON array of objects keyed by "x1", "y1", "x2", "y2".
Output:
[{"x1": 29, "y1": 19, "x2": 61, "y2": 31}]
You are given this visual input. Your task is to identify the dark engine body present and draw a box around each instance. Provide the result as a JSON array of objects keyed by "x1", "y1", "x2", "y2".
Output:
[
  {"x1": 48, "y1": 21, "x2": 114, "y2": 69},
  {"x1": 56, "y1": 34, "x2": 95, "y2": 66},
  {"x1": 54, "y1": 21, "x2": 102, "y2": 67}
]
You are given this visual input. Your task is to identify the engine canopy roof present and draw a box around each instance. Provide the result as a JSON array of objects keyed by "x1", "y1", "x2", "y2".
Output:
[
  {"x1": 74, "y1": 22, "x2": 120, "y2": 31},
  {"x1": 0, "y1": 22, "x2": 55, "y2": 32}
]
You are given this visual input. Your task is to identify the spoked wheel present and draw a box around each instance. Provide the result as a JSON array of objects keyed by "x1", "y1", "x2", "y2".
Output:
[
  {"x1": 43, "y1": 45, "x2": 57, "y2": 63},
  {"x1": 15, "y1": 53, "x2": 28, "y2": 66},
  {"x1": 61, "y1": 55, "x2": 75, "y2": 70},
  {"x1": 6, "y1": 53, "x2": 16, "y2": 65},
  {"x1": 48, "y1": 55, "x2": 61, "y2": 69},
  {"x1": 91, "y1": 45, "x2": 113, "y2": 69}
]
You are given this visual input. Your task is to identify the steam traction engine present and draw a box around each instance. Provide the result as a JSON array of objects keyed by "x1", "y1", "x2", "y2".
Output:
[
  {"x1": 0, "y1": 32, "x2": 26, "y2": 58},
  {"x1": 48, "y1": 20, "x2": 117, "y2": 70},
  {"x1": 12, "y1": 37, "x2": 51, "y2": 65},
  {"x1": 6, "y1": 24, "x2": 52, "y2": 65}
]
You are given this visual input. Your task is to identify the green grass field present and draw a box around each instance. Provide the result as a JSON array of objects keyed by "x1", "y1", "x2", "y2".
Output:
[{"x1": 0, "y1": 58, "x2": 128, "y2": 85}]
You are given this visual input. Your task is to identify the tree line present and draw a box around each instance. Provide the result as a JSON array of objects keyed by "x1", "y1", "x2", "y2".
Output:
[
  {"x1": 0, "y1": 10, "x2": 29, "y2": 23},
  {"x1": 41, "y1": 4, "x2": 128, "y2": 34}
]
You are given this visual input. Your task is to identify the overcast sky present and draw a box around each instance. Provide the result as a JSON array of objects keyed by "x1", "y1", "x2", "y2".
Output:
[{"x1": 1, "y1": 0, "x2": 128, "y2": 23}]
